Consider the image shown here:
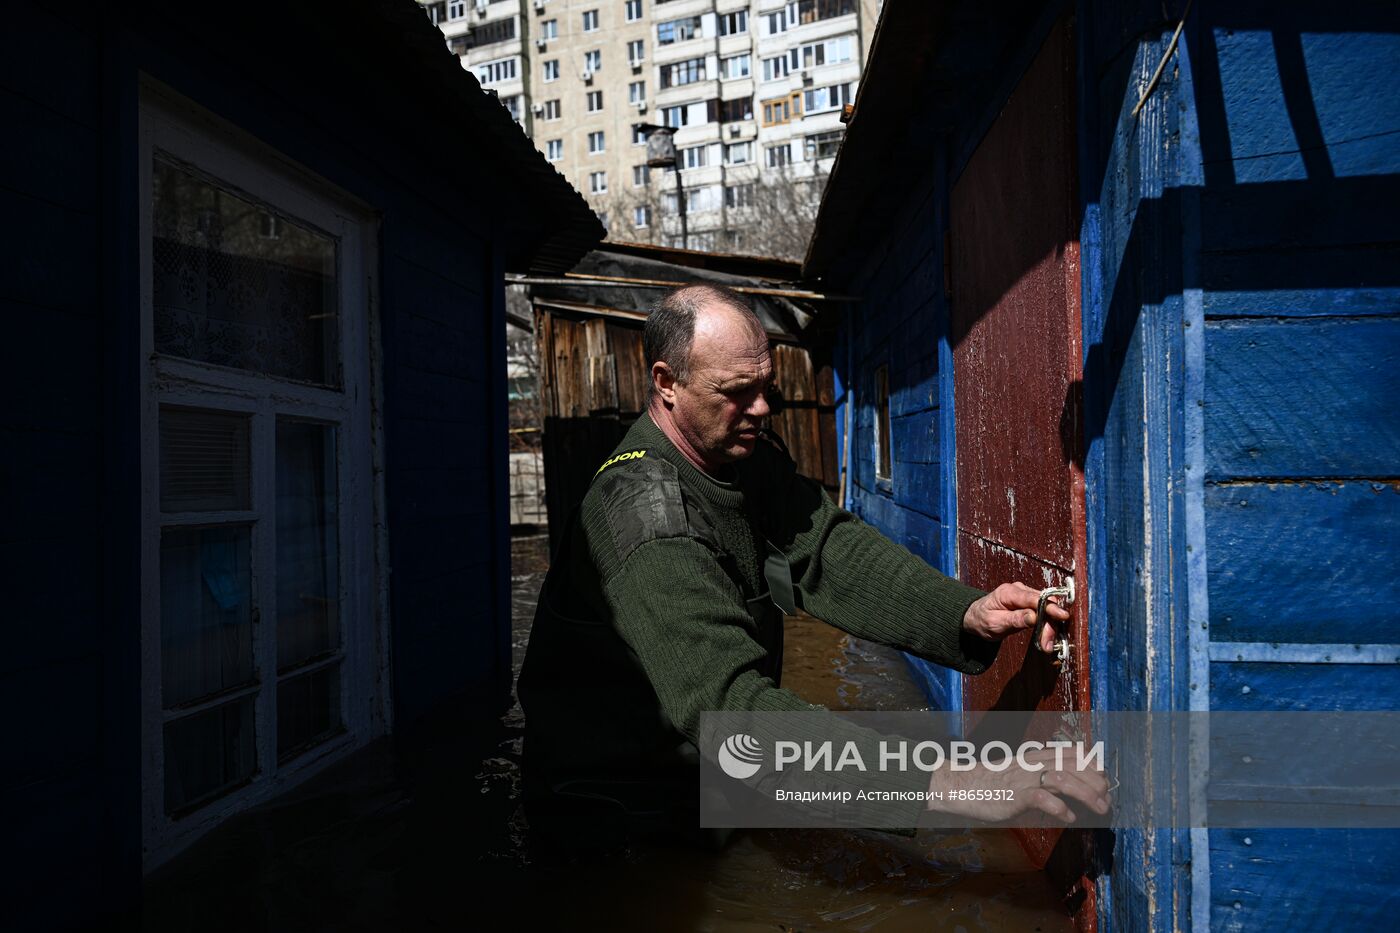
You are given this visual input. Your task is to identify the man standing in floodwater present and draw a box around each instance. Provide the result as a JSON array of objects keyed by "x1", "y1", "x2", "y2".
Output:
[{"x1": 518, "y1": 283, "x2": 1106, "y2": 847}]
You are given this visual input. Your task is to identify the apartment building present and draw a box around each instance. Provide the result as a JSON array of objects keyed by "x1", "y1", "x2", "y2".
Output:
[{"x1": 421, "y1": 0, "x2": 877, "y2": 252}]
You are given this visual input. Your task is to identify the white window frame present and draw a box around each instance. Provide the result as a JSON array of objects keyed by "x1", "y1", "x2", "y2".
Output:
[
  {"x1": 634, "y1": 205, "x2": 651, "y2": 227},
  {"x1": 586, "y1": 89, "x2": 604, "y2": 112},
  {"x1": 584, "y1": 49, "x2": 602, "y2": 71},
  {"x1": 448, "y1": 0, "x2": 467, "y2": 20},
  {"x1": 628, "y1": 80, "x2": 645, "y2": 104},
  {"x1": 543, "y1": 59, "x2": 560, "y2": 82},
  {"x1": 582, "y1": 9, "x2": 599, "y2": 32},
  {"x1": 546, "y1": 138, "x2": 563, "y2": 160},
  {"x1": 540, "y1": 18, "x2": 558, "y2": 39},
  {"x1": 590, "y1": 170, "x2": 608, "y2": 194},
  {"x1": 625, "y1": 0, "x2": 642, "y2": 23},
  {"x1": 588, "y1": 130, "x2": 606, "y2": 153},
  {"x1": 138, "y1": 82, "x2": 388, "y2": 871},
  {"x1": 543, "y1": 98, "x2": 561, "y2": 120},
  {"x1": 627, "y1": 39, "x2": 645, "y2": 66}
]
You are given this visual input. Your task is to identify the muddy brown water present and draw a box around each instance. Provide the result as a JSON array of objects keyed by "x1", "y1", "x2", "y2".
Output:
[{"x1": 141, "y1": 535, "x2": 1071, "y2": 932}]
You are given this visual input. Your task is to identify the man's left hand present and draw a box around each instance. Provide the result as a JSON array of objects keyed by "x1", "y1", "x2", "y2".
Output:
[{"x1": 962, "y1": 582, "x2": 1069, "y2": 653}]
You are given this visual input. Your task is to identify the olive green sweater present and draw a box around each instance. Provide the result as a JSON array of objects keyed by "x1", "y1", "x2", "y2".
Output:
[{"x1": 519, "y1": 412, "x2": 997, "y2": 802}]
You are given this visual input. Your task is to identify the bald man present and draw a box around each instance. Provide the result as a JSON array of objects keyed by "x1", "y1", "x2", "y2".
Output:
[{"x1": 517, "y1": 284, "x2": 1091, "y2": 848}]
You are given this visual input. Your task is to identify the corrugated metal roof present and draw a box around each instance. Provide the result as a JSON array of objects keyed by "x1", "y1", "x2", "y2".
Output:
[
  {"x1": 363, "y1": 0, "x2": 605, "y2": 273},
  {"x1": 525, "y1": 246, "x2": 821, "y2": 338}
]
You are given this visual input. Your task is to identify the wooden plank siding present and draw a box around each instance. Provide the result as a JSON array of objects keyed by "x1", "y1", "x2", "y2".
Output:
[{"x1": 2, "y1": 0, "x2": 598, "y2": 923}]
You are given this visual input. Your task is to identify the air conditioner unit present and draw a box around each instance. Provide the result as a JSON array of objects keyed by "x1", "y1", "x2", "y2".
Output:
[
  {"x1": 532, "y1": 103, "x2": 545, "y2": 115},
  {"x1": 474, "y1": 0, "x2": 489, "y2": 14},
  {"x1": 581, "y1": 69, "x2": 594, "y2": 82},
  {"x1": 728, "y1": 125, "x2": 741, "y2": 138},
  {"x1": 634, "y1": 100, "x2": 647, "y2": 112},
  {"x1": 532, "y1": 0, "x2": 545, "y2": 11},
  {"x1": 535, "y1": 38, "x2": 547, "y2": 50},
  {"x1": 801, "y1": 69, "x2": 814, "y2": 86}
]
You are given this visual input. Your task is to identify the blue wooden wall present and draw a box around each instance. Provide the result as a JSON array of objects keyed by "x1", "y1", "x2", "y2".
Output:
[
  {"x1": 832, "y1": 142, "x2": 966, "y2": 712},
  {"x1": 828, "y1": 1, "x2": 1400, "y2": 929},
  {"x1": 1185, "y1": 4, "x2": 1400, "y2": 930},
  {"x1": 2, "y1": 0, "x2": 530, "y2": 925}
]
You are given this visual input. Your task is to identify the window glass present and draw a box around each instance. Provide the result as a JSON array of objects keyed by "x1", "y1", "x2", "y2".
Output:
[{"x1": 152, "y1": 158, "x2": 339, "y2": 386}]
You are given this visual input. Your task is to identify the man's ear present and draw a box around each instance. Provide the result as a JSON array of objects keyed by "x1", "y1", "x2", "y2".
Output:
[{"x1": 652, "y1": 362, "x2": 678, "y2": 406}]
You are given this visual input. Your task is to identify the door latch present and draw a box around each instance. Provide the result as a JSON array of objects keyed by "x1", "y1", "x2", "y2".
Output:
[{"x1": 1032, "y1": 578, "x2": 1075, "y2": 667}]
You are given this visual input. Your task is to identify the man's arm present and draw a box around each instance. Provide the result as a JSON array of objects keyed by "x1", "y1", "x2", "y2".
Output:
[{"x1": 752, "y1": 446, "x2": 1068, "y2": 669}]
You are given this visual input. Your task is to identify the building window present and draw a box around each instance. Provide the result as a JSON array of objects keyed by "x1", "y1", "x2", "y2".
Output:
[
  {"x1": 681, "y1": 144, "x2": 708, "y2": 169},
  {"x1": 874, "y1": 364, "x2": 892, "y2": 480},
  {"x1": 625, "y1": 0, "x2": 643, "y2": 22},
  {"x1": 660, "y1": 104, "x2": 689, "y2": 128},
  {"x1": 720, "y1": 53, "x2": 751, "y2": 79},
  {"x1": 719, "y1": 96, "x2": 753, "y2": 123},
  {"x1": 762, "y1": 55, "x2": 791, "y2": 82},
  {"x1": 765, "y1": 142, "x2": 792, "y2": 167},
  {"x1": 657, "y1": 15, "x2": 702, "y2": 45},
  {"x1": 141, "y1": 93, "x2": 383, "y2": 861},
  {"x1": 582, "y1": 9, "x2": 599, "y2": 31},
  {"x1": 634, "y1": 205, "x2": 651, "y2": 227},
  {"x1": 661, "y1": 57, "x2": 705, "y2": 89},
  {"x1": 633, "y1": 164, "x2": 649, "y2": 186},
  {"x1": 588, "y1": 130, "x2": 605, "y2": 153},
  {"x1": 590, "y1": 171, "x2": 608, "y2": 194},
  {"x1": 627, "y1": 39, "x2": 645, "y2": 65},
  {"x1": 448, "y1": 0, "x2": 466, "y2": 20},
  {"x1": 763, "y1": 10, "x2": 786, "y2": 35},
  {"x1": 805, "y1": 130, "x2": 842, "y2": 160},
  {"x1": 546, "y1": 138, "x2": 562, "y2": 160},
  {"x1": 474, "y1": 57, "x2": 517, "y2": 84},
  {"x1": 761, "y1": 93, "x2": 801, "y2": 126},
  {"x1": 717, "y1": 10, "x2": 747, "y2": 36},
  {"x1": 501, "y1": 94, "x2": 522, "y2": 122},
  {"x1": 598, "y1": 211, "x2": 609, "y2": 230},
  {"x1": 543, "y1": 59, "x2": 559, "y2": 82},
  {"x1": 803, "y1": 83, "x2": 852, "y2": 114},
  {"x1": 469, "y1": 16, "x2": 517, "y2": 48},
  {"x1": 540, "y1": 19, "x2": 558, "y2": 39},
  {"x1": 724, "y1": 182, "x2": 754, "y2": 208},
  {"x1": 425, "y1": 2, "x2": 446, "y2": 25},
  {"x1": 628, "y1": 80, "x2": 646, "y2": 103},
  {"x1": 542, "y1": 98, "x2": 561, "y2": 120},
  {"x1": 587, "y1": 90, "x2": 604, "y2": 112},
  {"x1": 584, "y1": 49, "x2": 602, "y2": 72},
  {"x1": 724, "y1": 141, "x2": 752, "y2": 165}
]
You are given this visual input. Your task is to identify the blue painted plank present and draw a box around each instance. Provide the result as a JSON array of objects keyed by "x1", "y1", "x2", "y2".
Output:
[
  {"x1": 1211, "y1": 661, "x2": 1400, "y2": 712},
  {"x1": 1, "y1": 300, "x2": 101, "y2": 434},
  {"x1": 0, "y1": 85, "x2": 97, "y2": 212},
  {"x1": 1201, "y1": 247, "x2": 1400, "y2": 318},
  {"x1": 892, "y1": 460, "x2": 940, "y2": 520},
  {"x1": 385, "y1": 254, "x2": 486, "y2": 330},
  {"x1": 1204, "y1": 318, "x2": 1400, "y2": 479},
  {"x1": 853, "y1": 492, "x2": 943, "y2": 570},
  {"x1": 1207, "y1": 482, "x2": 1400, "y2": 645},
  {"x1": 891, "y1": 411, "x2": 939, "y2": 464},
  {"x1": 1210, "y1": 829, "x2": 1400, "y2": 931},
  {"x1": 0, "y1": 0, "x2": 99, "y2": 128},
  {"x1": 0, "y1": 188, "x2": 97, "y2": 316},
  {"x1": 1297, "y1": 31, "x2": 1400, "y2": 179}
]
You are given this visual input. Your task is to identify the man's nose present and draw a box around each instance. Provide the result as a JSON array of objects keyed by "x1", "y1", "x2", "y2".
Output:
[{"x1": 748, "y1": 390, "x2": 771, "y2": 419}]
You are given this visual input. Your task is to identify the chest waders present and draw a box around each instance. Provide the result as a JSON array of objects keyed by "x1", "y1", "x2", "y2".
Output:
[{"x1": 521, "y1": 473, "x2": 796, "y2": 852}]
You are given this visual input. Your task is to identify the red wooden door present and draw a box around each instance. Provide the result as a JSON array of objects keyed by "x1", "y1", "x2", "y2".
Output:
[{"x1": 949, "y1": 16, "x2": 1095, "y2": 929}]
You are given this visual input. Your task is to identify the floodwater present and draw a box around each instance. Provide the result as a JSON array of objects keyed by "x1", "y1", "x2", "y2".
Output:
[{"x1": 140, "y1": 535, "x2": 1071, "y2": 932}]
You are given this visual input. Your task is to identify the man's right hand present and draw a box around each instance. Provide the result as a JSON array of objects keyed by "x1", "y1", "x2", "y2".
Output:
[{"x1": 962, "y1": 582, "x2": 1070, "y2": 653}]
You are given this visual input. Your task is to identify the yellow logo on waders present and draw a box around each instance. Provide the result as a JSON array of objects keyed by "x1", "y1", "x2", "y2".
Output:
[{"x1": 595, "y1": 449, "x2": 647, "y2": 476}]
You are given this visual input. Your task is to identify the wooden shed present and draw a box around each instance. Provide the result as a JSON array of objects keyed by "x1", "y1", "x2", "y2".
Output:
[
  {"x1": 805, "y1": 1, "x2": 1400, "y2": 931},
  {"x1": 522, "y1": 243, "x2": 839, "y2": 546},
  {"x1": 3, "y1": 0, "x2": 601, "y2": 926}
]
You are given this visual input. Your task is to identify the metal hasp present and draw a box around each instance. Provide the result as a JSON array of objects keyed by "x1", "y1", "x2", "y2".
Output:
[{"x1": 1032, "y1": 578, "x2": 1075, "y2": 667}]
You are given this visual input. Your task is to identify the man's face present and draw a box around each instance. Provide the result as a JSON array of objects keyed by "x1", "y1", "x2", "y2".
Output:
[{"x1": 666, "y1": 308, "x2": 773, "y2": 467}]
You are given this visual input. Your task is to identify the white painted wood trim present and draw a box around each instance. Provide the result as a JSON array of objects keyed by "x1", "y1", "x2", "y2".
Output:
[{"x1": 138, "y1": 83, "x2": 386, "y2": 872}]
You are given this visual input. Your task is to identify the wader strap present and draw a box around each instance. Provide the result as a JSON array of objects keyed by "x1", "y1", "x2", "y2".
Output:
[{"x1": 763, "y1": 540, "x2": 796, "y2": 616}]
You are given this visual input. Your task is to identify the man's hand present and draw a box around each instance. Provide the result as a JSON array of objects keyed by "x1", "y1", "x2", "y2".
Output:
[
  {"x1": 962, "y1": 582, "x2": 1070, "y2": 653},
  {"x1": 926, "y1": 747, "x2": 1111, "y2": 824}
]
